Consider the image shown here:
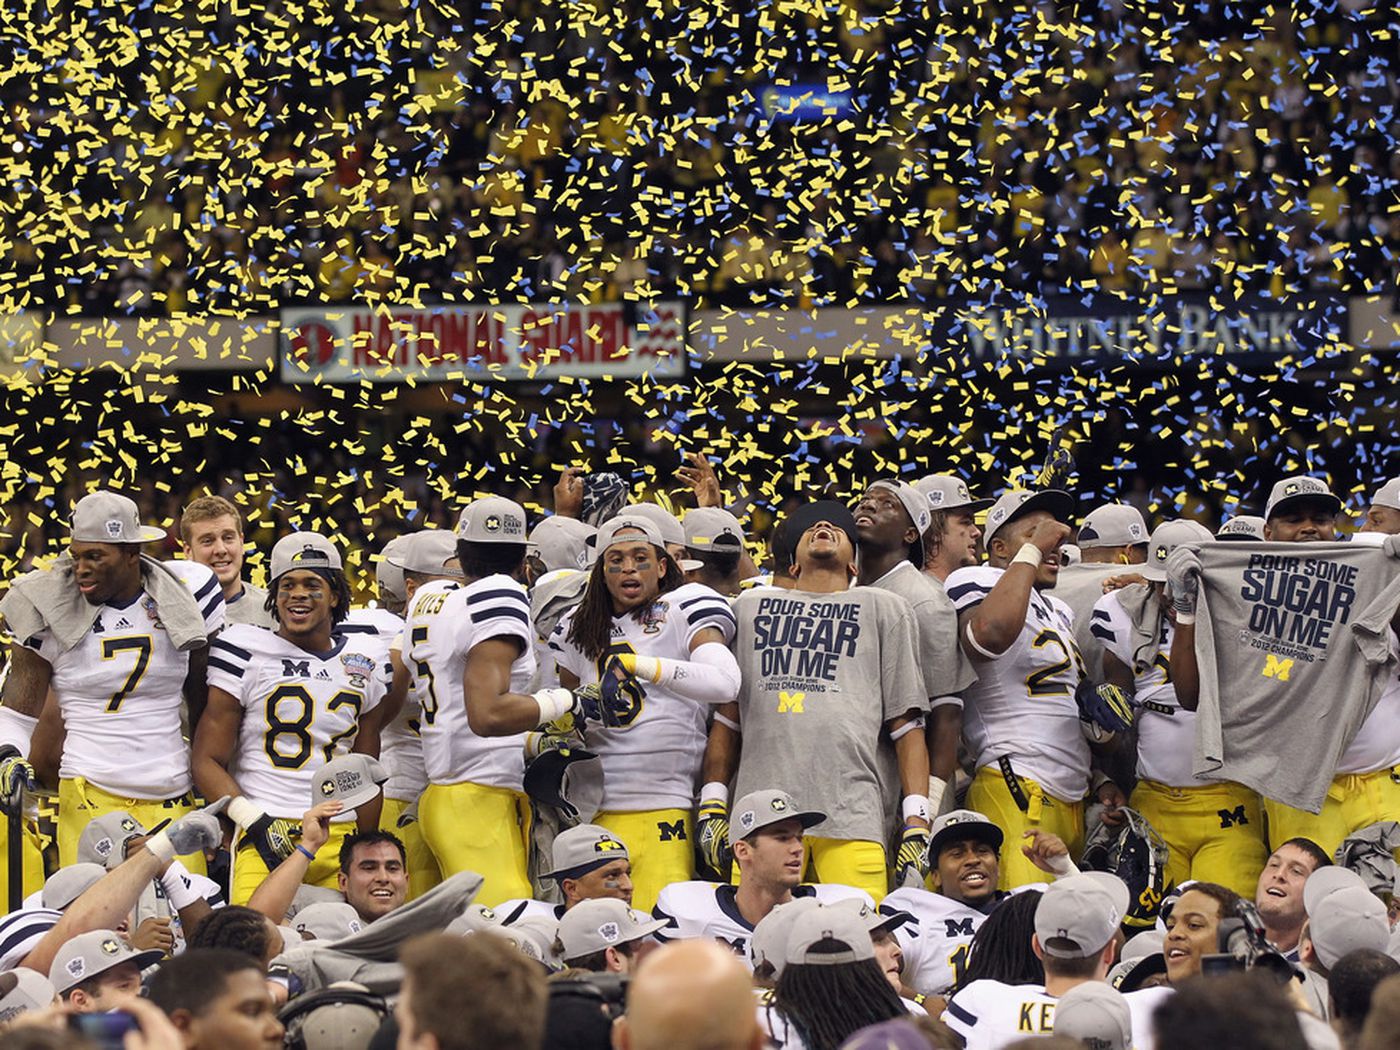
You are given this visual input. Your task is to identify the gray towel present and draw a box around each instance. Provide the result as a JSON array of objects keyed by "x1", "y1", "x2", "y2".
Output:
[
  {"x1": 270, "y1": 871, "x2": 483, "y2": 995},
  {"x1": 0, "y1": 554, "x2": 207, "y2": 653},
  {"x1": 1116, "y1": 582, "x2": 1165, "y2": 673},
  {"x1": 1334, "y1": 821, "x2": 1400, "y2": 898}
]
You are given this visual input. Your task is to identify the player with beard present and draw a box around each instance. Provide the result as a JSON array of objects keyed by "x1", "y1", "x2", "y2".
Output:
[
  {"x1": 193, "y1": 533, "x2": 393, "y2": 905},
  {"x1": 703, "y1": 502, "x2": 930, "y2": 901},
  {"x1": 946, "y1": 491, "x2": 1129, "y2": 890}
]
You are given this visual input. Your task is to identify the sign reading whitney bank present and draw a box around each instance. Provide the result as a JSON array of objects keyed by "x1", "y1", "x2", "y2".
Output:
[{"x1": 279, "y1": 302, "x2": 686, "y2": 383}]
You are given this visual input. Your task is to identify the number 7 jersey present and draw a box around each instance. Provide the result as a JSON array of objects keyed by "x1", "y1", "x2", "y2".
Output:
[
  {"x1": 944, "y1": 565, "x2": 1090, "y2": 802},
  {"x1": 207, "y1": 624, "x2": 390, "y2": 818}
]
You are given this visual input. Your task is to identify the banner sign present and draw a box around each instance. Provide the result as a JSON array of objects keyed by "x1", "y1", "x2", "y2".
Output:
[{"x1": 279, "y1": 301, "x2": 686, "y2": 383}]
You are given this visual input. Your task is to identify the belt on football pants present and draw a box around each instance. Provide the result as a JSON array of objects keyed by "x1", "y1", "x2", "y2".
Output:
[{"x1": 999, "y1": 756, "x2": 1031, "y2": 813}]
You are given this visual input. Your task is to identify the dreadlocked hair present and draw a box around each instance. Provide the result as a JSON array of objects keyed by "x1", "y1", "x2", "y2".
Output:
[
  {"x1": 566, "y1": 544, "x2": 683, "y2": 662},
  {"x1": 186, "y1": 905, "x2": 275, "y2": 968},
  {"x1": 774, "y1": 955, "x2": 907, "y2": 1050},
  {"x1": 955, "y1": 889, "x2": 1044, "y2": 991},
  {"x1": 264, "y1": 568, "x2": 353, "y2": 625}
]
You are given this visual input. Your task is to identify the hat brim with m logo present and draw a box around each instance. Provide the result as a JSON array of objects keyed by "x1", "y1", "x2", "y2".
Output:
[{"x1": 1263, "y1": 475, "x2": 1343, "y2": 522}]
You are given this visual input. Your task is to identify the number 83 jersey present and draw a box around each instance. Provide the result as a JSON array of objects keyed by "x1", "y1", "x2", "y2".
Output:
[
  {"x1": 208, "y1": 624, "x2": 389, "y2": 819},
  {"x1": 944, "y1": 565, "x2": 1089, "y2": 802}
]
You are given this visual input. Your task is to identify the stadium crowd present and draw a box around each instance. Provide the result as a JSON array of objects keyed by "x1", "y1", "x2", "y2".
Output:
[
  {"x1": 0, "y1": 463, "x2": 1398, "y2": 1050},
  {"x1": 1, "y1": 1, "x2": 1395, "y2": 315}
]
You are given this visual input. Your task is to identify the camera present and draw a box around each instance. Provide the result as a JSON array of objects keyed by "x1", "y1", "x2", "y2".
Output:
[{"x1": 1200, "y1": 900, "x2": 1296, "y2": 983}]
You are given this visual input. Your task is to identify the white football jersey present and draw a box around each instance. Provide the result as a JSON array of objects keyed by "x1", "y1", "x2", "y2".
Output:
[
  {"x1": 652, "y1": 880, "x2": 874, "y2": 959},
  {"x1": 407, "y1": 576, "x2": 534, "y2": 788},
  {"x1": 341, "y1": 609, "x2": 425, "y2": 801},
  {"x1": 549, "y1": 583, "x2": 737, "y2": 810},
  {"x1": 1337, "y1": 631, "x2": 1400, "y2": 774},
  {"x1": 882, "y1": 887, "x2": 997, "y2": 996},
  {"x1": 29, "y1": 562, "x2": 224, "y2": 798},
  {"x1": 945, "y1": 978, "x2": 1165, "y2": 1050},
  {"x1": 946, "y1": 566, "x2": 1090, "y2": 801},
  {"x1": 755, "y1": 988, "x2": 806, "y2": 1050},
  {"x1": 207, "y1": 624, "x2": 389, "y2": 818}
]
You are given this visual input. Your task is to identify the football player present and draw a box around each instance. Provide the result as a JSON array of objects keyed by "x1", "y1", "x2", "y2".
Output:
[
  {"x1": 0, "y1": 491, "x2": 223, "y2": 871},
  {"x1": 192, "y1": 532, "x2": 393, "y2": 905},
  {"x1": 1360, "y1": 477, "x2": 1400, "y2": 535},
  {"x1": 179, "y1": 496, "x2": 273, "y2": 629},
  {"x1": 911, "y1": 475, "x2": 991, "y2": 585}
]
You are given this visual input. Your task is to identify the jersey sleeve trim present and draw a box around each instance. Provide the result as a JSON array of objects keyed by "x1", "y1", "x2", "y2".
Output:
[{"x1": 944, "y1": 997, "x2": 978, "y2": 1029}]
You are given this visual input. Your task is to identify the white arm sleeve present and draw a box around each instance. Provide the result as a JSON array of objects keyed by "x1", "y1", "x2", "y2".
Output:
[{"x1": 638, "y1": 642, "x2": 742, "y2": 705}]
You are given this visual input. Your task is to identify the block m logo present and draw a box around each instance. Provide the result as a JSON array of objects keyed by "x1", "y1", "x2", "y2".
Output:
[
  {"x1": 281, "y1": 659, "x2": 311, "y2": 678},
  {"x1": 657, "y1": 819, "x2": 687, "y2": 842},
  {"x1": 943, "y1": 917, "x2": 976, "y2": 938},
  {"x1": 777, "y1": 692, "x2": 805, "y2": 714},
  {"x1": 1261, "y1": 655, "x2": 1293, "y2": 682},
  {"x1": 1217, "y1": 805, "x2": 1250, "y2": 829}
]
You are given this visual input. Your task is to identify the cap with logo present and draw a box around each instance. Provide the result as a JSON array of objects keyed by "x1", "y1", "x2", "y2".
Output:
[
  {"x1": 1263, "y1": 476, "x2": 1343, "y2": 521},
  {"x1": 374, "y1": 535, "x2": 413, "y2": 604},
  {"x1": 389, "y1": 530, "x2": 462, "y2": 578},
  {"x1": 728, "y1": 789, "x2": 826, "y2": 846},
  {"x1": 867, "y1": 481, "x2": 933, "y2": 564},
  {"x1": 542, "y1": 823, "x2": 630, "y2": 880},
  {"x1": 293, "y1": 901, "x2": 364, "y2": 942},
  {"x1": 49, "y1": 929, "x2": 165, "y2": 994},
  {"x1": 784, "y1": 905, "x2": 877, "y2": 967},
  {"x1": 0, "y1": 967, "x2": 58, "y2": 1022},
  {"x1": 1139, "y1": 520, "x2": 1215, "y2": 582},
  {"x1": 269, "y1": 532, "x2": 343, "y2": 584},
  {"x1": 1107, "y1": 928, "x2": 1165, "y2": 990},
  {"x1": 684, "y1": 507, "x2": 746, "y2": 552},
  {"x1": 928, "y1": 809, "x2": 1004, "y2": 862},
  {"x1": 1370, "y1": 478, "x2": 1400, "y2": 512},
  {"x1": 457, "y1": 496, "x2": 528, "y2": 544},
  {"x1": 555, "y1": 898, "x2": 668, "y2": 961},
  {"x1": 445, "y1": 902, "x2": 504, "y2": 937},
  {"x1": 77, "y1": 811, "x2": 149, "y2": 870},
  {"x1": 1077, "y1": 504, "x2": 1148, "y2": 549},
  {"x1": 41, "y1": 863, "x2": 107, "y2": 911},
  {"x1": 749, "y1": 897, "x2": 824, "y2": 977},
  {"x1": 1034, "y1": 872, "x2": 1130, "y2": 958},
  {"x1": 70, "y1": 491, "x2": 166, "y2": 545},
  {"x1": 1215, "y1": 515, "x2": 1266, "y2": 542},
  {"x1": 528, "y1": 517, "x2": 597, "y2": 572},
  {"x1": 592, "y1": 515, "x2": 666, "y2": 562},
  {"x1": 614, "y1": 503, "x2": 686, "y2": 549},
  {"x1": 828, "y1": 896, "x2": 912, "y2": 935},
  {"x1": 313, "y1": 754, "x2": 388, "y2": 810},
  {"x1": 912, "y1": 475, "x2": 994, "y2": 514},
  {"x1": 982, "y1": 489, "x2": 1075, "y2": 548},
  {"x1": 1051, "y1": 981, "x2": 1133, "y2": 1050}
]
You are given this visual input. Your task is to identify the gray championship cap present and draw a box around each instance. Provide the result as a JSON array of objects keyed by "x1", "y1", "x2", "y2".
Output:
[
  {"x1": 1107, "y1": 928, "x2": 1166, "y2": 989},
  {"x1": 1077, "y1": 504, "x2": 1148, "y2": 549},
  {"x1": 683, "y1": 507, "x2": 746, "y2": 552},
  {"x1": 867, "y1": 480, "x2": 933, "y2": 564},
  {"x1": 749, "y1": 897, "x2": 824, "y2": 977},
  {"x1": 983, "y1": 489, "x2": 1075, "y2": 547},
  {"x1": 1216, "y1": 515, "x2": 1266, "y2": 542},
  {"x1": 555, "y1": 898, "x2": 668, "y2": 962},
  {"x1": 446, "y1": 903, "x2": 504, "y2": 937},
  {"x1": 49, "y1": 930, "x2": 165, "y2": 994},
  {"x1": 1052, "y1": 981, "x2": 1134, "y2": 1050},
  {"x1": 929, "y1": 809, "x2": 1004, "y2": 861},
  {"x1": 912, "y1": 474, "x2": 994, "y2": 514},
  {"x1": 269, "y1": 532, "x2": 343, "y2": 583},
  {"x1": 784, "y1": 906, "x2": 876, "y2": 967},
  {"x1": 527, "y1": 516, "x2": 597, "y2": 572},
  {"x1": 374, "y1": 535, "x2": 413, "y2": 605},
  {"x1": 615, "y1": 503, "x2": 686, "y2": 549},
  {"x1": 293, "y1": 984, "x2": 385, "y2": 1050},
  {"x1": 70, "y1": 491, "x2": 165, "y2": 545},
  {"x1": 456, "y1": 496, "x2": 528, "y2": 544},
  {"x1": 828, "y1": 896, "x2": 912, "y2": 936},
  {"x1": 1264, "y1": 476, "x2": 1342, "y2": 521},
  {"x1": 41, "y1": 864, "x2": 107, "y2": 911},
  {"x1": 390, "y1": 530, "x2": 462, "y2": 578},
  {"x1": 592, "y1": 515, "x2": 666, "y2": 562},
  {"x1": 313, "y1": 754, "x2": 388, "y2": 810},
  {"x1": 1308, "y1": 885, "x2": 1390, "y2": 969},
  {"x1": 1369, "y1": 478, "x2": 1400, "y2": 512},
  {"x1": 0, "y1": 967, "x2": 57, "y2": 1023},
  {"x1": 77, "y1": 811, "x2": 149, "y2": 870},
  {"x1": 293, "y1": 901, "x2": 364, "y2": 942},
  {"x1": 728, "y1": 789, "x2": 826, "y2": 846},
  {"x1": 1139, "y1": 520, "x2": 1215, "y2": 582},
  {"x1": 1034, "y1": 872, "x2": 1130, "y2": 958},
  {"x1": 542, "y1": 823, "x2": 630, "y2": 880}
]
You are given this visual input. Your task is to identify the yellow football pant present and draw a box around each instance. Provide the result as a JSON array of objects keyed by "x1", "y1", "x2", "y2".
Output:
[
  {"x1": 967, "y1": 766, "x2": 1085, "y2": 890},
  {"x1": 420, "y1": 781, "x2": 532, "y2": 907},
  {"x1": 229, "y1": 822, "x2": 351, "y2": 907},
  {"x1": 0, "y1": 815, "x2": 46, "y2": 901},
  {"x1": 58, "y1": 778, "x2": 204, "y2": 876},
  {"x1": 803, "y1": 837, "x2": 889, "y2": 902},
  {"x1": 595, "y1": 809, "x2": 693, "y2": 912},
  {"x1": 1130, "y1": 779, "x2": 1266, "y2": 899},
  {"x1": 380, "y1": 796, "x2": 441, "y2": 901},
  {"x1": 1264, "y1": 767, "x2": 1400, "y2": 860}
]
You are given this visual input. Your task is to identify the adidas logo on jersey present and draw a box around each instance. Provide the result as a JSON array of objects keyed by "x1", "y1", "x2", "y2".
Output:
[
  {"x1": 315, "y1": 669, "x2": 331, "y2": 681},
  {"x1": 116, "y1": 618, "x2": 132, "y2": 629}
]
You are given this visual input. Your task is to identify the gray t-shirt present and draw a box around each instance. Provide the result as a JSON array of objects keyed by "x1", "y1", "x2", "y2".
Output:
[
  {"x1": 732, "y1": 586, "x2": 928, "y2": 843},
  {"x1": 1193, "y1": 542, "x2": 1400, "y2": 811},
  {"x1": 226, "y1": 581, "x2": 274, "y2": 628},
  {"x1": 866, "y1": 561, "x2": 978, "y2": 702},
  {"x1": 1050, "y1": 562, "x2": 1123, "y2": 681}
]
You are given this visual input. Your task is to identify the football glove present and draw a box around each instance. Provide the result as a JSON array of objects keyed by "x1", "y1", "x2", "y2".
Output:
[
  {"x1": 229, "y1": 798, "x2": 300, "y2": 870},
  {"x1": 694, "y1": 800, "x2": 732, "y2": 882},
  {"x1": 0, "y1": 745, "x2": 34, "y2": 819},
  {"x1": 1075, "y1": 681, "x2": 1135, "y2": 735},
  {"x1": 575, "y1": 657, "x2": 639, "y2": 729},
  {"x1": 894, "y1": 823, "x2": 932, "y2": 890},
  {"x1": 1164, "y1": 546, "x2": 1203, "y2": 617}
]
